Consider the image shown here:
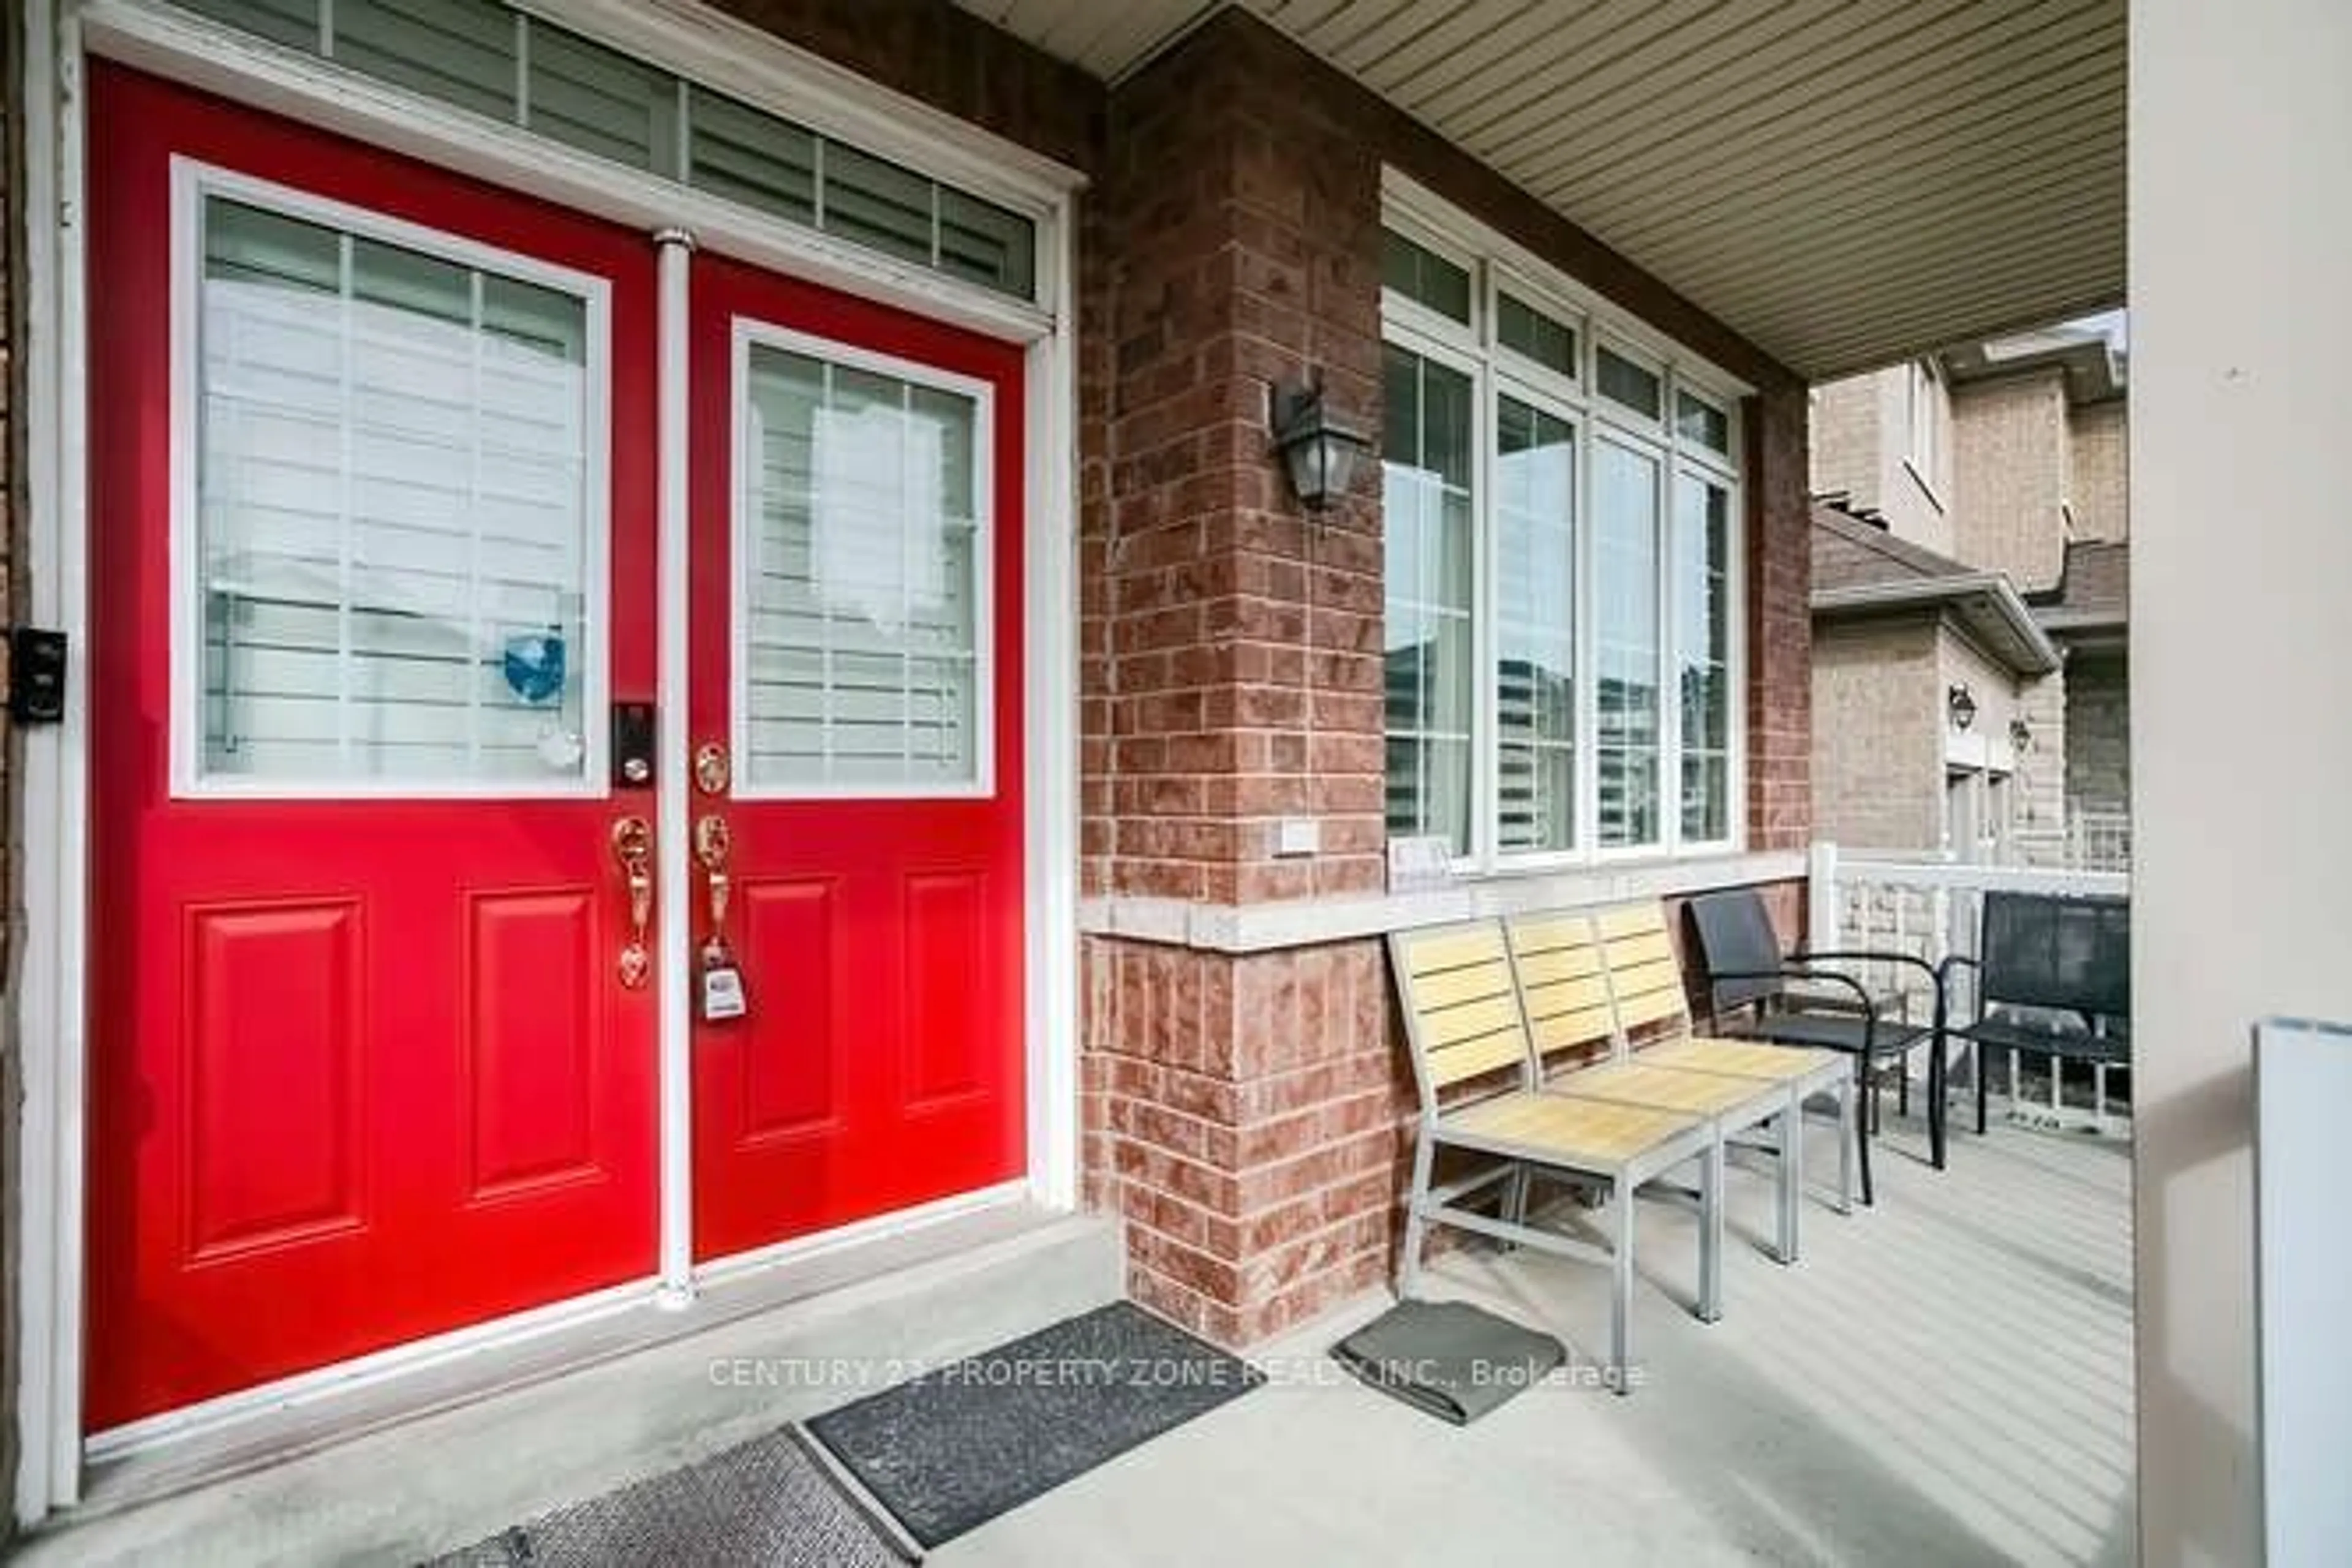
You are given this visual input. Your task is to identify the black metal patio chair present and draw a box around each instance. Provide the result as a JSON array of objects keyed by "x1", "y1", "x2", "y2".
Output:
[
  {"x1": 1685, "y1": 886, "x2": 1945, "y2": 1204},
  {"x1": 1937, "y1": 891, "x2": 2131, "y2": 1136}
]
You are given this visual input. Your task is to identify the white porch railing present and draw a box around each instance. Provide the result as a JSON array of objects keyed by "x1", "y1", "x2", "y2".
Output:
[
  {"x1": 1806, "y1": 842, "x2": 2133, "y2": 1131},
  {"x1": 2010, "y1": 808, "x2": 2134, "y2": 873}
]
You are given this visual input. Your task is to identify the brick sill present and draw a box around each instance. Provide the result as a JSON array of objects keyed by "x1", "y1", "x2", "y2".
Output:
[{"x1": 1077, "y1": 848, "x2": 1808, "y2": 954}]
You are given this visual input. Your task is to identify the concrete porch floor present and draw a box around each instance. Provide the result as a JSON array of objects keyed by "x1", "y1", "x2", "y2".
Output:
[
  {"x1": 944, "y1": 1111, "x2": 2137, "y2": 1568},
  {"x1": 18, "y1": 1110, "x2": 2135, "y2": 1566}
]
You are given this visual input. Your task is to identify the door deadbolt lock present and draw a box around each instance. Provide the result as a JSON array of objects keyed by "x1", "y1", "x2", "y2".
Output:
[{"x1": 612, "y1": 701, "x2": 656, "y2": 789}]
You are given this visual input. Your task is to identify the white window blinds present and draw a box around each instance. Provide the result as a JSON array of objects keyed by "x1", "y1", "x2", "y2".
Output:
[
  {"x1": 738, "y1": 342, "x2": 986, "y2": 793},
  {"x1": 196, "y1": 195, "x2": 598, "y2": 787}
]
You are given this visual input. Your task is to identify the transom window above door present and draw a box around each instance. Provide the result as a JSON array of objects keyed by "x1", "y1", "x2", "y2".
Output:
[
  {"x1": 180, "y1": 168, "x2": 610, "y2": 794},
  {"x1": 170, "y1": 0, "x2": 1041, "y2": 301},
  {"x1": 733, "y1": 328, "x2": 992, "y2": 797},
  {"x1": 1381, "y1": 189, "x2": 1746, "y2": 867}
]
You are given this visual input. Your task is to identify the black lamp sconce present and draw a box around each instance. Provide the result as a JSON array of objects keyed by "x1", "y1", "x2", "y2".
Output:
[
  {"x1": 1947, "y1": 683, "x2": 1978, "y2": 731},
  {"x1": 1270, "y1": 377, "x2": 1373, "y2": 511},
  {"x1": 2009, "y1": 716, "x2": 2033, "y2": 752}
]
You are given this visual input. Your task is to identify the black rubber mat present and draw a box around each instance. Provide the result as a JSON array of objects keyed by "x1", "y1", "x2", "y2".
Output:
[
  {"x1": 804, "y1": 1302, "x2": 1261, "y2": 1547},
  {"x1": 1333, "y1": 1298, "x2": 1567, "y2": 1424},
  {"x1": 429, "y1": 1425, "x2": 916, "y2": 1568}
]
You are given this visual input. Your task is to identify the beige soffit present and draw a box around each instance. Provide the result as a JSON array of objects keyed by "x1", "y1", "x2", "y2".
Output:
[
  {"x1": 1814, "y1": 573, "x2": 2064, "y2": 677},
  {"x1": 953, "y1": 0, "x2": 2127, "y2": 381}
]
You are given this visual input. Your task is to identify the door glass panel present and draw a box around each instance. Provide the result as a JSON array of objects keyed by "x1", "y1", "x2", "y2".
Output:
[
  {"x1": 739, "y1": 339, "x2": 985, "y2": 792},
  {"x1": 196, "y1": 194, "x2": 597, "y2": 787}
]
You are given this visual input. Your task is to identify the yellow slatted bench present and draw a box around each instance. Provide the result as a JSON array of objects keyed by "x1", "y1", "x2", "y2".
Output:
[
  {"x1": 1506, "y1": 911, "x2": 1807, "y2": 1266},
  {"x1": 1389, "y1": 920, "x2": 1723, "y2": 1393},
  {"x1": 1591, "y1": 900, "x2": 1858, "y2": 1219}
]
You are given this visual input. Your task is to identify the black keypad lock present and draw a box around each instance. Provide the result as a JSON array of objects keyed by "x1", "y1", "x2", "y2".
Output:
[{"x1": 7, "y1": 628, "x2": 67, "y2": 725}]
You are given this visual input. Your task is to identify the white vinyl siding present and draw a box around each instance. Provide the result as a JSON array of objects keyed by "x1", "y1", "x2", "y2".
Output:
[
  {"x1": 736, "y1": 334, "x2": 989, "y2": 795},
  {"x1": 1381, "y1": 197, "x2": 1744, "y2": 869},
  {"x1": 169, "y1": 0, "x2": 1039, "y2": 300},
  {"x1": 194, "y1": 192, "x2": 600, "y2": 788}
]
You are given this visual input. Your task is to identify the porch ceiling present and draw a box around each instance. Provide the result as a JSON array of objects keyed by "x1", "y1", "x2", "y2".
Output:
[{"x1": 952, "y1": 0, "x2": 2127, "y2": 381}]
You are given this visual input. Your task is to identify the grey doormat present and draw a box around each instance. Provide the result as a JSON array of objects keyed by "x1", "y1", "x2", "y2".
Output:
[
  {"x1": 804, "y1": 1301, "x2": 1261, "y2": 1548},
  {"x1": 428, "y1": 1425, "x2": 916, "y2": 1568},
  {"x1": 1333, "y1": 1298, "x2": 1567, "y2": 1425}
]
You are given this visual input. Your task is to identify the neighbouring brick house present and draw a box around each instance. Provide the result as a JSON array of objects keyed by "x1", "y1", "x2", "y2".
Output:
[
  {"x1": 1810, "y1": 326, "x2": 2131, "y2": 865},
  {"x1": 0, "y1": 0, "x2": 2125, "y2": 1528}
]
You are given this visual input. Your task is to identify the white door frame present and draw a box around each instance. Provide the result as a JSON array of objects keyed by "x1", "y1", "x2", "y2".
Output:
[{"x1": 10, "y1": 0, "x2": 1085, "y2": 1525}]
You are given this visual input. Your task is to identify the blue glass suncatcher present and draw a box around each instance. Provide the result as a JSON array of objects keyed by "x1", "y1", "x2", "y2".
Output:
[{"x1": 503, "y1": 632, "x2": 568, "y2": 706}]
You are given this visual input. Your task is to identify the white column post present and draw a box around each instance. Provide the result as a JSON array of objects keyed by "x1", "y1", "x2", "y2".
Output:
[
  {"x1": 1807, "y1": 839, "x2": 1839, "y2": 952},
  {"x1": 15, "y1": 0, "x2": 90, "y2": 1524}
]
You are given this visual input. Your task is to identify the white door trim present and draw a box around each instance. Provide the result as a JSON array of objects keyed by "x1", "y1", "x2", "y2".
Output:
[
  {"x1": 12, "y1": 0, "x2": 1084, "y2": 1526},
  {"x1": 14, "y1": 0, "x2": 91, "y2": 1527},
  {"x1": 654, "y1": 228, "x2": 698, "y2": 1308}
]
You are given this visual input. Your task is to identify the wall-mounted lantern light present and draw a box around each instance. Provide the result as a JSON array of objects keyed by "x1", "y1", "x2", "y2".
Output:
[
  {"x1": 2009, "y1": 716, "x2": 2033, "y2": 752},
  {"x1": 1270, "y1": 378, "x2": 1373, "y2": 511},
  {"x1": 1947, "y1": 683, "x2": 1978, "y2": 731}
]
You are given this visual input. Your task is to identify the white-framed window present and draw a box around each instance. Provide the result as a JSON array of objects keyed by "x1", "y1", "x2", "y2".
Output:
[
  {"x1": 173, "y1": 159, "x2": 612, "y2": 797},
  {"x1": 730, "y1": 320, "x2": 995, "y2": 799},
  {"x1": 1380, "y1": 187, "x2": 1746, "y2": 868},
  {"x1": 1905, "y1": 358, "x2": 1946, "y2": 505}
]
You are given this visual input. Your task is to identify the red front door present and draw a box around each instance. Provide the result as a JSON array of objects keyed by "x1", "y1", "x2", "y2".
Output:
[
  {"x1": 86, "y1": 65, "x2": 1031, "y2": 1431},
  {"x1": 685, "y1": 258, "x2": 1028, "y2": 1261},
  {"x1": 86, "y1": 67, "x2": 660, "y2": 1429}
]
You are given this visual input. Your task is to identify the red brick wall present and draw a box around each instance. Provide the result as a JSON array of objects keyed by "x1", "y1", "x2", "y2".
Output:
[
  {"x1": 1081, "y1": 11, "x2": 1811, "y2": 910},
  {"x1": 1076, "y1": 8, "x2": 1404, "y2": 1341},
  {"x1": 1749, "y1": 384, "x2": 1814, "y2": 852},
  {"x1": 1079, "y1": 10, "x2": 1815, "y2": 1346},
  {"x1": 1079, "y1": 937, "x2": 1411, "y2": 1343},
  {"x1": 1082, "y1": 18, "x2": 1386, "y2": 907}
]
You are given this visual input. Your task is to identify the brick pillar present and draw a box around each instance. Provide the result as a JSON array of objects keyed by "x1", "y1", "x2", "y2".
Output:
[
  {"x1": 1747, "y1": 383, "x2": 1813, "y2": 853},
  {"x1": 1082, "y1": 23, "x2": 1384, "y2": 909},
  {"x1": 1079, "y1": 13, "x2": 1408, "y2": 1344}
]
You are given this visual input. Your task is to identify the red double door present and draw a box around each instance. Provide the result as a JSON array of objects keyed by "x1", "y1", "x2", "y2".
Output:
[{"x1": 86, "y1": 67, "x2": 1027, "y2": 1430}]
